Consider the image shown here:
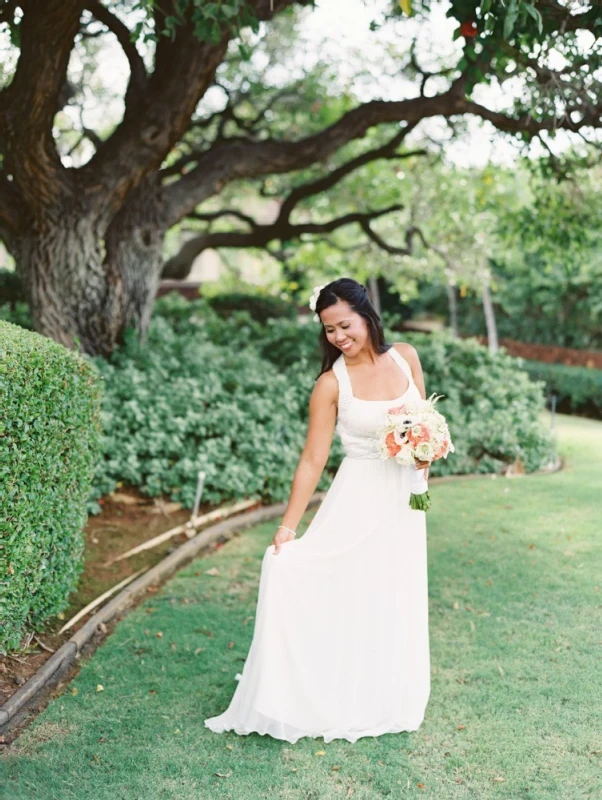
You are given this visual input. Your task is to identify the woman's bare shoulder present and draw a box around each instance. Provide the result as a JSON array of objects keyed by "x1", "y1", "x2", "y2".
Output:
[
  {"x1": 312, "y1": 367, "x2": 339, "y2": 406},
  {"x1": 391, "y1": 341, "x2": 420, "y2": 362}
]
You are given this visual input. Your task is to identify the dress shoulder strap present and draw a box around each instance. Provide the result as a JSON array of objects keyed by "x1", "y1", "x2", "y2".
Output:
[
  {"x1": 387, "y1": 346, "x2": 414, "y2": 384},
  {"x1": 332, "y1": 354, "x2": 353, "y2": 413}
]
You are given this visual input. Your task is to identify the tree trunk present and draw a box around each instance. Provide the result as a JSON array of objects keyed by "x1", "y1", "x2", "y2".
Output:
[
  {"x1": 368, "y1": 275, "x2": 381, "y2": 317},
  {"x1": 446, "y1": 281, "x2": 459, "y2": 337},
  {"x1": 18, "y1": 211, "x2": 165, "y2": 357},
  {"x1": 482, "y1": 274, "x2": 498, "y2": 355}
]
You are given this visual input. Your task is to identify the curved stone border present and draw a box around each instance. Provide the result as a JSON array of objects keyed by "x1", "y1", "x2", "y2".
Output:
[
  {"x1": 0, "y1": 493, "x2": 324, "y2": 736},
  {"x1": 0, "y1": 455, "x2": 563, "y2": 736}
]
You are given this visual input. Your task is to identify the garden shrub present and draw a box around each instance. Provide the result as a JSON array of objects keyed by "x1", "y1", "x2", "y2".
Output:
[
  {"x1": 0, "y1": 269, "x2": 25, "y2": 308},
  {"x1": 0, "y1": 321, "x2": 102, "y2": 653},
  {"x1": 520, "y1": 360, "x2": 602, "y2": 419},
  {"x1": 203, "y1": 290, "x2": 298, "y2": 323},
  {"x1": 90, "y1": 302, "x2": 556, "y2": 516},
  {"x1": 90, "y1": 308, "x2": 342, "y2": 514},
  {"x1": 398, "y1": 332, "x2": 557, "y2": 475}
]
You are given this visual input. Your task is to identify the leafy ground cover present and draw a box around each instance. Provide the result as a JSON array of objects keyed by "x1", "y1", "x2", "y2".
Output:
[{"x1": 1, "y1": 412, "x2": 601, "y2": 799}]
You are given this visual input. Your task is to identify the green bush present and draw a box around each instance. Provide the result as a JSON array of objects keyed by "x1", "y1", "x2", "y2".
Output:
[
  {"x1": 0, "y1": 269, "x2": 25, "y2": 308},
  {"x1": 204, "y1": 290, "x2": 298, "y2": 323},
  {"x1": 90, "y1": 302, "x2": 555, "y2": 514},
  {"x1": 520, "y1": 360, "x2": 602, "y2": 418},
  {"x1": 0, "y1": 301, "x2": 33, "y2": 330},
  {"x1": 89, "y1": 302, "x2": 341, "y2": 513},
  {"x1": 398, "y1": 333, "x2": 557, "y2": 475},
  {"x1": 0, "y1": 322, "x2": 102, "y2": 653}
]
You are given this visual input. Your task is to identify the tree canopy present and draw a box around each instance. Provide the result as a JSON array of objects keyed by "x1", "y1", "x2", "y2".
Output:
[{"x1": 0, "y1": 0, "x2": 600, "y2": 355}]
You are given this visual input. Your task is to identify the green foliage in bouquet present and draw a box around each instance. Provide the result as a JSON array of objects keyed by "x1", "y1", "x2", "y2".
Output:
[{"x1": 0, "y1": 321, "x2": 102, "y2": 653}]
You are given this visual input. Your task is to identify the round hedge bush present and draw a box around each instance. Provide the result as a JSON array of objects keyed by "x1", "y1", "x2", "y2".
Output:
[{"x1": 0, "y1": 322, "x2": 102, "y2": 653}]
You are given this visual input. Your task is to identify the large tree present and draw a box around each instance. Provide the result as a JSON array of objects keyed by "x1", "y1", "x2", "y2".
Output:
[{"x1": 0, "y1": 0, "x2": 601, "y2": 355}]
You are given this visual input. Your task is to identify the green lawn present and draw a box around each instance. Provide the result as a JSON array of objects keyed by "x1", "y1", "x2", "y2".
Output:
[{"x1": 2, "y1": 413, "x2": 601, "y2": 799}]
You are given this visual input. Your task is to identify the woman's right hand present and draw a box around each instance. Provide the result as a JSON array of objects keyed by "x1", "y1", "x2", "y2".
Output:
[{"x1": 271, "y1": 526, "x2": 296, "y2": 555}]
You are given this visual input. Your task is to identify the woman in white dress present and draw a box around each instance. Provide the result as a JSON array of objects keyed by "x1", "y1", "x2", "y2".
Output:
[{"x1": 204, "y1": 278, "x2": 431, "y2": 744}]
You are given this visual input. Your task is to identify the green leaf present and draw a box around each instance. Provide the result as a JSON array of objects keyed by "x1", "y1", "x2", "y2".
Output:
[
  {"x1": 503, "y1": 1, "x2": 519, "y2": 39},
  {"x1": 523, "y1": 3, "x2": 543, "y2": 35}
]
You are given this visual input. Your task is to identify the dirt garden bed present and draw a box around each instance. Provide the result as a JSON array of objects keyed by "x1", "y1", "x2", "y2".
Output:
[
  {"x1": 0, "y1": 489, "x2": 262, "y2": 711},
  {"x1": 474, "y1": 336, "x2": 602, "y2": 369}
]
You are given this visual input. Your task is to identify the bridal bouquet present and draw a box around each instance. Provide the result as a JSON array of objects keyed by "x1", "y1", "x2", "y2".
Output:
[{"x1": 376, "y1": 394, "x2": 454, "y2": 511}]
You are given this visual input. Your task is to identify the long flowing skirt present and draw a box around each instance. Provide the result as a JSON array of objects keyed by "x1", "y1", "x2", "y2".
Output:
[{"x1": 204, "y1": 456, "x2": 430, "y2": 744}]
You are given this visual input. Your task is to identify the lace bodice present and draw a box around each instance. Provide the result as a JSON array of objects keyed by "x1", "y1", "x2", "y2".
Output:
[{"x1": 332, "y1": 346, "x2": 422, "y2": 460}]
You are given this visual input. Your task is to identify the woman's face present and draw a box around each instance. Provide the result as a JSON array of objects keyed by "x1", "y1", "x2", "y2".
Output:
[{"x1": 320, "y1": 299, "x2": 369, "y2": 356}]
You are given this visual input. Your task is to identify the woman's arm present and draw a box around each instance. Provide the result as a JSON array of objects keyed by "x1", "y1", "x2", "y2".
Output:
[
  {"x1": 394, "y1": 342, "x2": 430, "y2": 478},
  {"x1": 273, "y1": 371, "x2": 338, "y2": 551}
]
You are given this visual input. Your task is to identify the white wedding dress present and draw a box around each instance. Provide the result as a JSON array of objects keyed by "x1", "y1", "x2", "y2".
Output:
[{"x1": 204, "y1": 346, "x2": 430, "y2": 743}]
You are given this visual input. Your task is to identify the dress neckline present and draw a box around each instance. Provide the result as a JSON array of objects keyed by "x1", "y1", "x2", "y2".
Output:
[{"x1": 340, "y1": 348, "x2": 412, "y2": 403}]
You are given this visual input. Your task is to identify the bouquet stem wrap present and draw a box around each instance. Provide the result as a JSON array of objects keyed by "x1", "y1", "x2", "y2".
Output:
[{"x1": 409, "y1": 467, "x2": 431, "y2": 511}]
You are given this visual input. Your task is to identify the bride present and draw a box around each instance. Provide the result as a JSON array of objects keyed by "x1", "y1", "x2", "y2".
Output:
[{"x1": 204, "y1": 277, "x2": 431, "y2": 744}]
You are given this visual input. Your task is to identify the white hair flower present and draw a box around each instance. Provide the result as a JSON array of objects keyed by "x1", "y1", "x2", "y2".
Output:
[{"x1": 309, "y1": 284, "x2": 326, "y2": 322}]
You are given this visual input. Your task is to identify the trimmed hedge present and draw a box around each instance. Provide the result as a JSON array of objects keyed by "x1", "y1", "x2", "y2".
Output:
[
  {"x1": 0, "y1": 322, "x2": 102, "y2": 653},
  {"x1": 521, "y1": 360, "x2": 602, "y2": 419}
]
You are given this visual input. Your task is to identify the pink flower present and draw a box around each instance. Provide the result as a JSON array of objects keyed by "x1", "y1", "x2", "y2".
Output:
[{"x1": 387, "y1": 404, "x2": 408, "y2": 415}]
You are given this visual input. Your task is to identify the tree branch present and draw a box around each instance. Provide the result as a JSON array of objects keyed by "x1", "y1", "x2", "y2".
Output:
[
  {"x1": 358, "y1": 222, "x2": 430, "y2": 256},
  {"x1": 0, "y1": 0, "x2": 83, "y2": 211},
  {"x1": 85, "y1": 1, "x2": 148, "y2": 103},
  {"x1": 162, "y1": 205, "x2": 405, "y2": 278},
  {"x1": 79, "y1": 0, "x2": 299, "y2": 221},
  {"x1": 278, "y1": 125, "x2": 423, "y2": 222}
]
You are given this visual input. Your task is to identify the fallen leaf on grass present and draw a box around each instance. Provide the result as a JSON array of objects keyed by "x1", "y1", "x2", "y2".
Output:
[
  {"x1": 493, "y1": 777, "x2": 505, "y2": 782},
  {"x1": 331, "y1": 765, "x2": 340, "y2": 771},
  {"x1": 227, "y1": 641, "x2": 235, "y2": 649},
  {"x1": 215, "y1": 768, "x2": 232, "y2": 778},
  {"x1": 315, "y1": 750, "x2": 326, "y2": 756},
  {"x1": 71, "y1": 688, "x2": 78, "y2": 695},
  {"x1": 456, "y1": 724, "x2": 466, "y2": 730},
  {"x1": 194, "y1": 647, "x2": 205, "y2": 655},
  {"x1": 226, "y1": 744, "x2": 234, "y2": 750},
  {"x1": 205, "y1": 567, "x2": 220, "y2": 577},
  {"x1": 96, "y1": 684, "x2": 104, "y2": 693}
]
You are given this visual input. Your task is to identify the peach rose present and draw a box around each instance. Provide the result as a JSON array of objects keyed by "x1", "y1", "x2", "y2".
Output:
[
  {"x1": 385, "y1": 431, "x2": 401, "y2": 456},
  {"x1": 408, "y1": 423, "x2": 431, "y2": 446}
]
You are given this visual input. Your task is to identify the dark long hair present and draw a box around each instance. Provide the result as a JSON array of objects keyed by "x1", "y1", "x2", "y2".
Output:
[{"x1": 313, "y1": 278, "x2": 392, "y2": 380}]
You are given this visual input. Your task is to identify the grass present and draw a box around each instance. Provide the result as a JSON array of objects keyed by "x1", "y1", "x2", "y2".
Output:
[{"x1": 1, "y1": 412, "x2": 601, "y2": 799}]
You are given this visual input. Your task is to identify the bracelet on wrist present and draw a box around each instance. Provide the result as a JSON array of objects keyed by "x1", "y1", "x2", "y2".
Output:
[{"x1": 277, "y1": 525, "x2": 296, "y2": 537}]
